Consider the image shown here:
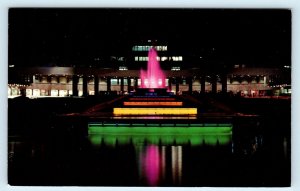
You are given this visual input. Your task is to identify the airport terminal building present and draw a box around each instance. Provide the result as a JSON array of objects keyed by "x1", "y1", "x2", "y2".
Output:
[{"x1": 8, "y1": 40, "x2": 291, "y2": 98}]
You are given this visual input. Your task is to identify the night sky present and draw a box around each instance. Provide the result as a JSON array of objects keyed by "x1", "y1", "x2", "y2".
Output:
[{"x1": 8, "y1": 8, "x2": 291, "y2": 68}]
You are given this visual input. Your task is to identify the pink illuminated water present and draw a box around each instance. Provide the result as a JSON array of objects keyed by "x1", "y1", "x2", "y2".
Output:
[
  {"x1": 142, "y1": 145, "x2": 161, "y2": 186},
  {"x1": 140, "y1": 48, "x2": 166, "y2": 88}
]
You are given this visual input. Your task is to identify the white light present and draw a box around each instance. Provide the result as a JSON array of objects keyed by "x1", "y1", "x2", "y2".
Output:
[
  {"x1": 171, "y1": 67, "x2": 180, "y2": 71},
  {"x1": 119, "y1": 66, "x2": 128, "y2": 71},
  {"x1": 158, "y1": 79, "x2": 162, "y2": 85},
  {"x1": 161, "y1": 57, "x2": 168, "y2": 61}
]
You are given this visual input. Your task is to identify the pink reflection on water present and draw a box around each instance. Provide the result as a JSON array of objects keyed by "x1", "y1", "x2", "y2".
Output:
[
  {"x1": 142, "y1": 145, "x2": 161, "y2": 186},
  {"x1": 140, "y1": 48, "x2": 166, "y2": 88}
]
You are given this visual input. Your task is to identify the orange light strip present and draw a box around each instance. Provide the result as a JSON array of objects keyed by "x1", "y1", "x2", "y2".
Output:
[
  {"x1": 113, "y1": 108, "x2": 197, "y2": 115},
  {"x1": 123, "y1": 101, "x2": 183, "y2": 106},
  {"x1": 129, "y1": 97, "x2": 176, "y2": 101}
]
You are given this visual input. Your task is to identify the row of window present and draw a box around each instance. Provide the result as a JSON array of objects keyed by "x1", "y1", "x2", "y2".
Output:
[
  {"x1": 111, "y1": 56, "x2": 125, "y2": 61},
  {"x1": 119, "y1": 66, "x2": 128, "y2": 70},
  {"x1": 171, "y1": 67, "x2": 181, "y2": 71},
  {"x1": 132, "y1": 46, "x2": 168, "y2": 51},
  {"x1": 134, "y1": 56, "x2": 183, "y2": 62}
]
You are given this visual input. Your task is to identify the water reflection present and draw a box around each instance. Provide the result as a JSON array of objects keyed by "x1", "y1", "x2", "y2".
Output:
[
  {"x1": 139, "y1": 145, "x2": 161, "y2": 186},
  {"x1": 89, "y1": 134, "x2": 232, "y2": 147},
  {"x1": 9, "y1": 125, "x2": 283, "y2": 186},
  {"x1": 136, "y1": 145, "x2": 183, "y2": 186},
  {"x1": 88, "y1": 126, "x2": 233, "y2": 147},
  {"x1": 171, "y1": 146, "x2": 182, "y2": 185},
  {"x1": 88, "y1": 127, "x2": 233, "y2": 186}
]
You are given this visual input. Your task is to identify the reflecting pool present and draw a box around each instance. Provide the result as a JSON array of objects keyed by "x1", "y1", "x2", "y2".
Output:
[
  {"x1": 85, "y1": 124, "x2": 235, "y2": 186},
  {"x1": 88, "y1": 125, "x2": 232, "y2": 147},
  {"x1": 8, "y1": 121, "x2": 290, "y2": 187}
]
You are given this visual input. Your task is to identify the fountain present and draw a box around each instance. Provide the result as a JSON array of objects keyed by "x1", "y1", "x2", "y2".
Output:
[
  {"x1": 85, "y1": 46, "x2": 233, "y2": 187},
  {"x1": 112, "y1": 46, "x2": 197, "y2": 115},
  {"x1": 87, "y1": 44, "x2": 231, "y2": 147},
  {"x1": 140, "y1": 47, "x2": 166, "y2": 89}
]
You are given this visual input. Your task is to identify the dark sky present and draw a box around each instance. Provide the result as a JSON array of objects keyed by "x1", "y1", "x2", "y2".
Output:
[{"x1": 8, "y1": 8, "x2": 291, "y2": 68}]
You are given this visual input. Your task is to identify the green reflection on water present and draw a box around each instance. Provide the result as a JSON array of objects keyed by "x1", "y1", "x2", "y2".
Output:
[{"x1": 88, "y1": 125, "x2": 232, "y2": 147}]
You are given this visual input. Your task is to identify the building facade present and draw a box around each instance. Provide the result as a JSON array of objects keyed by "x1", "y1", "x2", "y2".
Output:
[{"x1": 8, "y1": 40, "x2": 291, "y2": 98}]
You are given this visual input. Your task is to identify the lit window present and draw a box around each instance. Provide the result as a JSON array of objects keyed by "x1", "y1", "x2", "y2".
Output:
[
  {"x1": 154, "y1": 46, "x2": 168, "y2": 51},
  {"x1": 168, "y1": 56, "x2": 183, "y2": 61},
  {"x1": 135, "y1": 56, "x2": 138, "y2": 61},
  {"x1": 161, "y1": 57, "x2": 168, "y2": 61},
  {"x1": 111, "y1": 79, "x2": 118, "y2": 85},
  {"x1": 133, "y1": 45, "x2": 166, "y2": 51},
  {"x1": 157, "y1": 57, "x2": 160, "y2": 61},
  {"x1": 138, "y1": 46, "x2": 143, "y2": 51},
  {"x1": 59, "y1": 90, "x2": 67, "y2": 97},
  {"x1": 50, "y1": 90, "x2": 58, "y2": 96},
  {"x1": 171, "y1": 67, "x2": 180, "y2": 71},
  {"x1": 139, "y1": 57, "x2": 148, "y2": 61},
  {"x1": 118, "y1": 57, "x2": 124, "y2": 61},
  {"x1": 119, "y1": 66, "x2": 128, "y2": 70}
]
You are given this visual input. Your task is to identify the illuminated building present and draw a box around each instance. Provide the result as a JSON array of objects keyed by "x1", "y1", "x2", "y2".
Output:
[{"x1": 8, "y1": 40, "x2": 291, "y2": 98}]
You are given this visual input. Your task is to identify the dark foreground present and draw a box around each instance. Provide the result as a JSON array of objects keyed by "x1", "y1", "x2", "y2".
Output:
[{"x1": 8, "y1": 95, "x2": 291, "y2": 186}]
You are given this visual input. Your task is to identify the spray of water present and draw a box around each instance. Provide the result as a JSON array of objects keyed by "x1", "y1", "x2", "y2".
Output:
[{"x1": 140, "y1": 48, "x2": 166, "y2": 89}]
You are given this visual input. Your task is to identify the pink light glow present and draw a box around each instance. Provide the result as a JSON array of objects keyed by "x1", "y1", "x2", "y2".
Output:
[
  {"x1": 140, "y1": 48, "x2": 166, "y2": 88},
  {"x1": 143, "y1": 145, "x2": 161, "y2": 186}
]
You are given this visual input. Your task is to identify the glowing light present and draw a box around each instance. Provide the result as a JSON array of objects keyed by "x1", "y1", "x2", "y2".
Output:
[
  {"x1": 140, "y1": 48, "x2": 166, "y2": 88},
  {"x1": 144, "y1": 79, "x2": 149, "y2": 85},
  {"x1": 129, "y1": 97, "x2": 176, "y2": 101},
  {"x1": 113, "y1": 116, "x2": 197, "y2": 120},
  {"x1": 123, "y1": 102, "x2": 183, "y2": 106},
  {"x1": 144, "y1": 145, "x2": 160, "y2": 186},
  {"x1": 161, "y1": 146, "x2": 166, "y2": 181},
  {"x1": 88, "y1": 126, "x2": 233, "y2": 146},
  {"x1": 172, "y1": 146, "x2": 182, "y2": 184},
  {"x1": 113, "y1": 108, "x2": 197, "y2": 115},
  {"x1": 158, "y1": 79, "x2": 162, "y2": 86}
]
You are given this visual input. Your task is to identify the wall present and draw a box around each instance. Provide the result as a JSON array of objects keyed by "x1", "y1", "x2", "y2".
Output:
[{"x1": 10, "y1": 75, "x2": 274, "y2": 97}]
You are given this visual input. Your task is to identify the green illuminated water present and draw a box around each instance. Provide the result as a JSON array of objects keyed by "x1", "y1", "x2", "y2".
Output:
[{"x1": 88, "y1": 125, "x2": 232, "y2": 146}]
